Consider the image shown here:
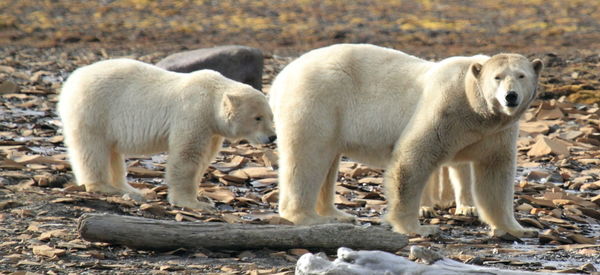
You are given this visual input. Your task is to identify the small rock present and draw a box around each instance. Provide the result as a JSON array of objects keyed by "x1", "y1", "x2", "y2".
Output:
[{"x1": 238, "y1": 250, "x2": 256, "y2": 259}]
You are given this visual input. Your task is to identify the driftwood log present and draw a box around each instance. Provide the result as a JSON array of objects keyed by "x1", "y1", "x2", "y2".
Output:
[
  {"x1": 296, "y1": 247, "x2": 560, "y2": 275},
  {"x1": 77, "y1": 213, "x2": 407, "y2": 252}
]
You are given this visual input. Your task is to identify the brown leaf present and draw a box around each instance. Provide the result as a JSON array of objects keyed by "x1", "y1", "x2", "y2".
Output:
[
  {"x1": 357, "y1": 177, "x2": 384, "y2": 184},
  {"x1": 520, "y1": 195, "x2": 555, "y2": 208},
  {"x1": 520, "y1": 121, "x2": 550, "y2": 136},
  {"x1": 50, "y1": 197, "x2": 80, "y2": 204},
  {"x1": 222, "y1": 213, "x2": 243, "y2": 223},
  {"x1": 201, "y1": 187, "x2": 235, "y2": 203},
  {"x1": 261, "y1": 190, "x2": 278, "y2": 204},
  {"x1": 250, "y1": 178, "x2": 278, "y2": 188},
  {"x1": 212, "y1": 155, "x2": 246, "y2": 172},
  {"x1": 580, "y1": 208, "x2": 600, "y2": 220},
  {"x1": 13, "y1": 155, "x2": 70, "y2": 166},
  {"x1": 268, "y1": 216, "x2": 293, "y2": 225},
  {"x1": 38, "y1": 229, "x2": 69, "y2": 241},
  {"x1": 334, "y1": 195, "x2": 365, "y2": 207},
  {"x1": 516, "y1": 203, "x2": 534, "y2": 212},
  {"x1": 518, "y1": 217, "x2": 544, "y2": 229},
  {"x1": 127, "y1": 167, "x2": 163, "y2": 177},
  {"x1": 32, "y1": 245, "x2": 66, "y2": 258},
  {"x1": 105, "y1": 196, "x2": 136, "y2": 207},
  {"x1": 0, "y1": 200, "x2": 20, "y2": 210},
  {"x1": 536, "y1": 106, "x2": 564, "y2": 120},
  {"x1": 261, "y1": 150, "x2": 279, "y2": 169},
  {"x1": 238, "y1": 166, "x2": 277, "y2": 179},
  {"x1": 539, "y1": 216, "x2": 570, "y2": 225},
  {"x1": 567, "y1": 234, "x2": 597, "y2": 244},
  {"x1": 527, "y1": 136, "x2": 570, "y2": 157},
  {"x1": 539, "y1": 229, "x2": 572, "y2": 245},
  {"x1": 288, "y1": 248, "x2": 310, "y2": 256},
  {"x1": 140, "y1": 203, "x2": 168, "y2": 216}
]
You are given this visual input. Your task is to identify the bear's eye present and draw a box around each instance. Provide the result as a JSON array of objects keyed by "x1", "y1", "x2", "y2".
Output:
[
  {"x1": 494, "y1": 75, "x2": 501, "y2": 80},
  {"x1": 255, "y1": 116, "x2": 262, "y2": 121},
  {"x1": 518, "y1": 74, "x2": 525, "y2": 79}
]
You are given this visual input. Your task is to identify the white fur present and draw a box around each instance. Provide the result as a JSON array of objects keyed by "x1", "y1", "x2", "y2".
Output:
[
  {"x1": 420, "y1": 164, "x2": 477, "y2": 217},
  {"x1": 270, "y1": 44, "x2": 542, "y2": 237},
  {"x1": 59, "y1": 59, "x2": 275, "y2": 210}
]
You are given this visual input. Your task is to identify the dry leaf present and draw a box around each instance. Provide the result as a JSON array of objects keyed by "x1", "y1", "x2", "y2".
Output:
[
  {"x1": 201, "y1": 187, "x2": 235, "y2": 203},
  {"x1": 32, "y1": 245, "x2": 66, "y2": 258},
  {"x1": 127, "y1": 167, "x2": 163, "y2": 177},
  {"x1": 528, "y1": 136, "x2": 570, "y2": 157},
  {"x1": 520, "y1": 121, "x2": 550, "y2": 136},
  {"x1": 38, "y1": 229, "x2": 69, "y2": 241}
]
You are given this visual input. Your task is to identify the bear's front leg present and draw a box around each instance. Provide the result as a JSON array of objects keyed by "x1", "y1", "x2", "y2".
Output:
[
  {"x1": 469, "y1": 131, "x2": 537, "y2": 238},
  {"x1": 166, "y1": 133, "x2": 216, "y2": 212},
  {"x1": 384, "y1": 135, "x2": 444, "y2": 236}
]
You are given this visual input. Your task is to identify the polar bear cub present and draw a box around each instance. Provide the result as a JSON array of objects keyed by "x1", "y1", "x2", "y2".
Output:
[
  {"x1": 59, "y1": 59, "x2": 275, "y2": 211},
  {"x1": 270, "y1": 44, "x2": 542, "y2": 237}
]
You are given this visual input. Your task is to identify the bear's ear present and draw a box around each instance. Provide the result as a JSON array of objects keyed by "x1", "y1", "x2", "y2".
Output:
[
  {"x1": 531, "y1": 59, "x2": 543, "y2": 75},
  {"x1": 223, "y1": 93, "x2": 242, "y2": 117},
  {"x1": 470, "y1": 63, "x2": 483, "y2": 78}
]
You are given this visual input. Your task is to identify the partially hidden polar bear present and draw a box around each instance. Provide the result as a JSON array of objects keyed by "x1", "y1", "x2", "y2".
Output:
[
  {"x1": 269, "y1": 44, "x2": 543, "y2": 237},
  {"x1": 59, "y1": 59, "x2": 276, "y2": 211},
  {"x1": 420, "y1": 163, "x2": 477, "y2": 217}
]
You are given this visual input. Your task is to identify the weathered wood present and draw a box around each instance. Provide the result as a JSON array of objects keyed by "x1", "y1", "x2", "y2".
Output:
[
  {"x1": 296, "y1": 247, "x2": 558, "y2": 275},
  {"x1": 77, "y1": 213, "x2": 407, "y2": 252}
]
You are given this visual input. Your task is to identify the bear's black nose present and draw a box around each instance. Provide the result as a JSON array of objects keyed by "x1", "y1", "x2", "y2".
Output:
[
  {"x1": 505, "y1": 91, "x2": 518, "y2": 107},
  {"x1": 268, "y1": 135, "x2": 277, "y2": 143}
]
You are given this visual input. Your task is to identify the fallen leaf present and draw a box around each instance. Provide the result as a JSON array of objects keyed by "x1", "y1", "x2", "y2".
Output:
[
  {"x1": 520, "y1": 121, "x2": 550, "y2": 136},
  {"x1": 32, "y1": 245, "x2": 66, "y2": 258},
  {"x1": 527, "y1": 136, "x2": 570, "y2": 157},
  {"x1": 201, "y1": 187, "x2": 235, "y2": 203},
  {"x1": 262, "y1": 190, "x2": 278, "y2": 204},
  {"x1": 127, "y1": 167, "x2": 163, "y2": 177},
  {"x1": 38, "y1": 229, "x2": 69, "y2": 241}
]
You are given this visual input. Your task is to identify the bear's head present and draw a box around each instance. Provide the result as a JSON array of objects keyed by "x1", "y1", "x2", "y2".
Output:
[
  {"x1": 219, "y1": 86, "x2": 276, "y2": 144},
  {"x1": 469, "y1": 54, "x2": 543, "y2": 117}
]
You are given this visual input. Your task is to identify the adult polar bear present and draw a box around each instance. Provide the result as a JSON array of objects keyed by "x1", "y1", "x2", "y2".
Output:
[
  {"x1": 270, "y1": 44, "x2": 542, "y2": 237},
  {"x1": 59, "y1": 59, "x2": 275, "y2": 211}
]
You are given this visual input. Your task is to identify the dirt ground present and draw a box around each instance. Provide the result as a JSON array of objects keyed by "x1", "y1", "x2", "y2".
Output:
[{"x1": 1, "y1": 1, "x2": 599, "y2": 274}]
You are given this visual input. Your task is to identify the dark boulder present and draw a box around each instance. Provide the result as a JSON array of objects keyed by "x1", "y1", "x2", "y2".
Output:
[{"x1": 156, "y1": 45, "x2": 263, "y2": 90}]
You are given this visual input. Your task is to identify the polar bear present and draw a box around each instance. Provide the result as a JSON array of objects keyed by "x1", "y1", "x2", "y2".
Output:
[
  {"x1": 59, "y1": 59, "x2": 275, "y2": 211},
  {"x1": 420, "y1": 164, "x2": 477, "y2": 217},
  {"x1": 269, "y1": 44, "x2": 542, "y2": 237}
]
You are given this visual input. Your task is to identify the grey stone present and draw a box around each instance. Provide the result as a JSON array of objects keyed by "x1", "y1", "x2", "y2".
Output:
[{"x1": 156, "y1": 45, "x2": 263, "y2": 90}]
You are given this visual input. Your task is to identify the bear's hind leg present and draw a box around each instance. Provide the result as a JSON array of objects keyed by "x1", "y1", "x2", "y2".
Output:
[
  {"x1": 109, "y1": 150, "x2": 145, "y2": 201},
  {"x1": 448, "y1": 163, "x2": 477, "y2": 216},
  {"x1": 419, "y1": 169, "x2": 442, "y2": 218},
  {"x1": 278, "y1": 142, "x2": 340, "y2": 225},
  {"x1": 316, "y1": 154, "x2": 356, "y2": 223}
]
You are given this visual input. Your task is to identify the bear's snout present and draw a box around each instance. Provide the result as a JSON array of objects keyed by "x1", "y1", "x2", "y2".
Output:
[
  {"x1": 505, "y1": 91, "x2": 518, "y2": 107},
  {"x1": 268, "y1": 135, "x2": 277, "y2": 143}
]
